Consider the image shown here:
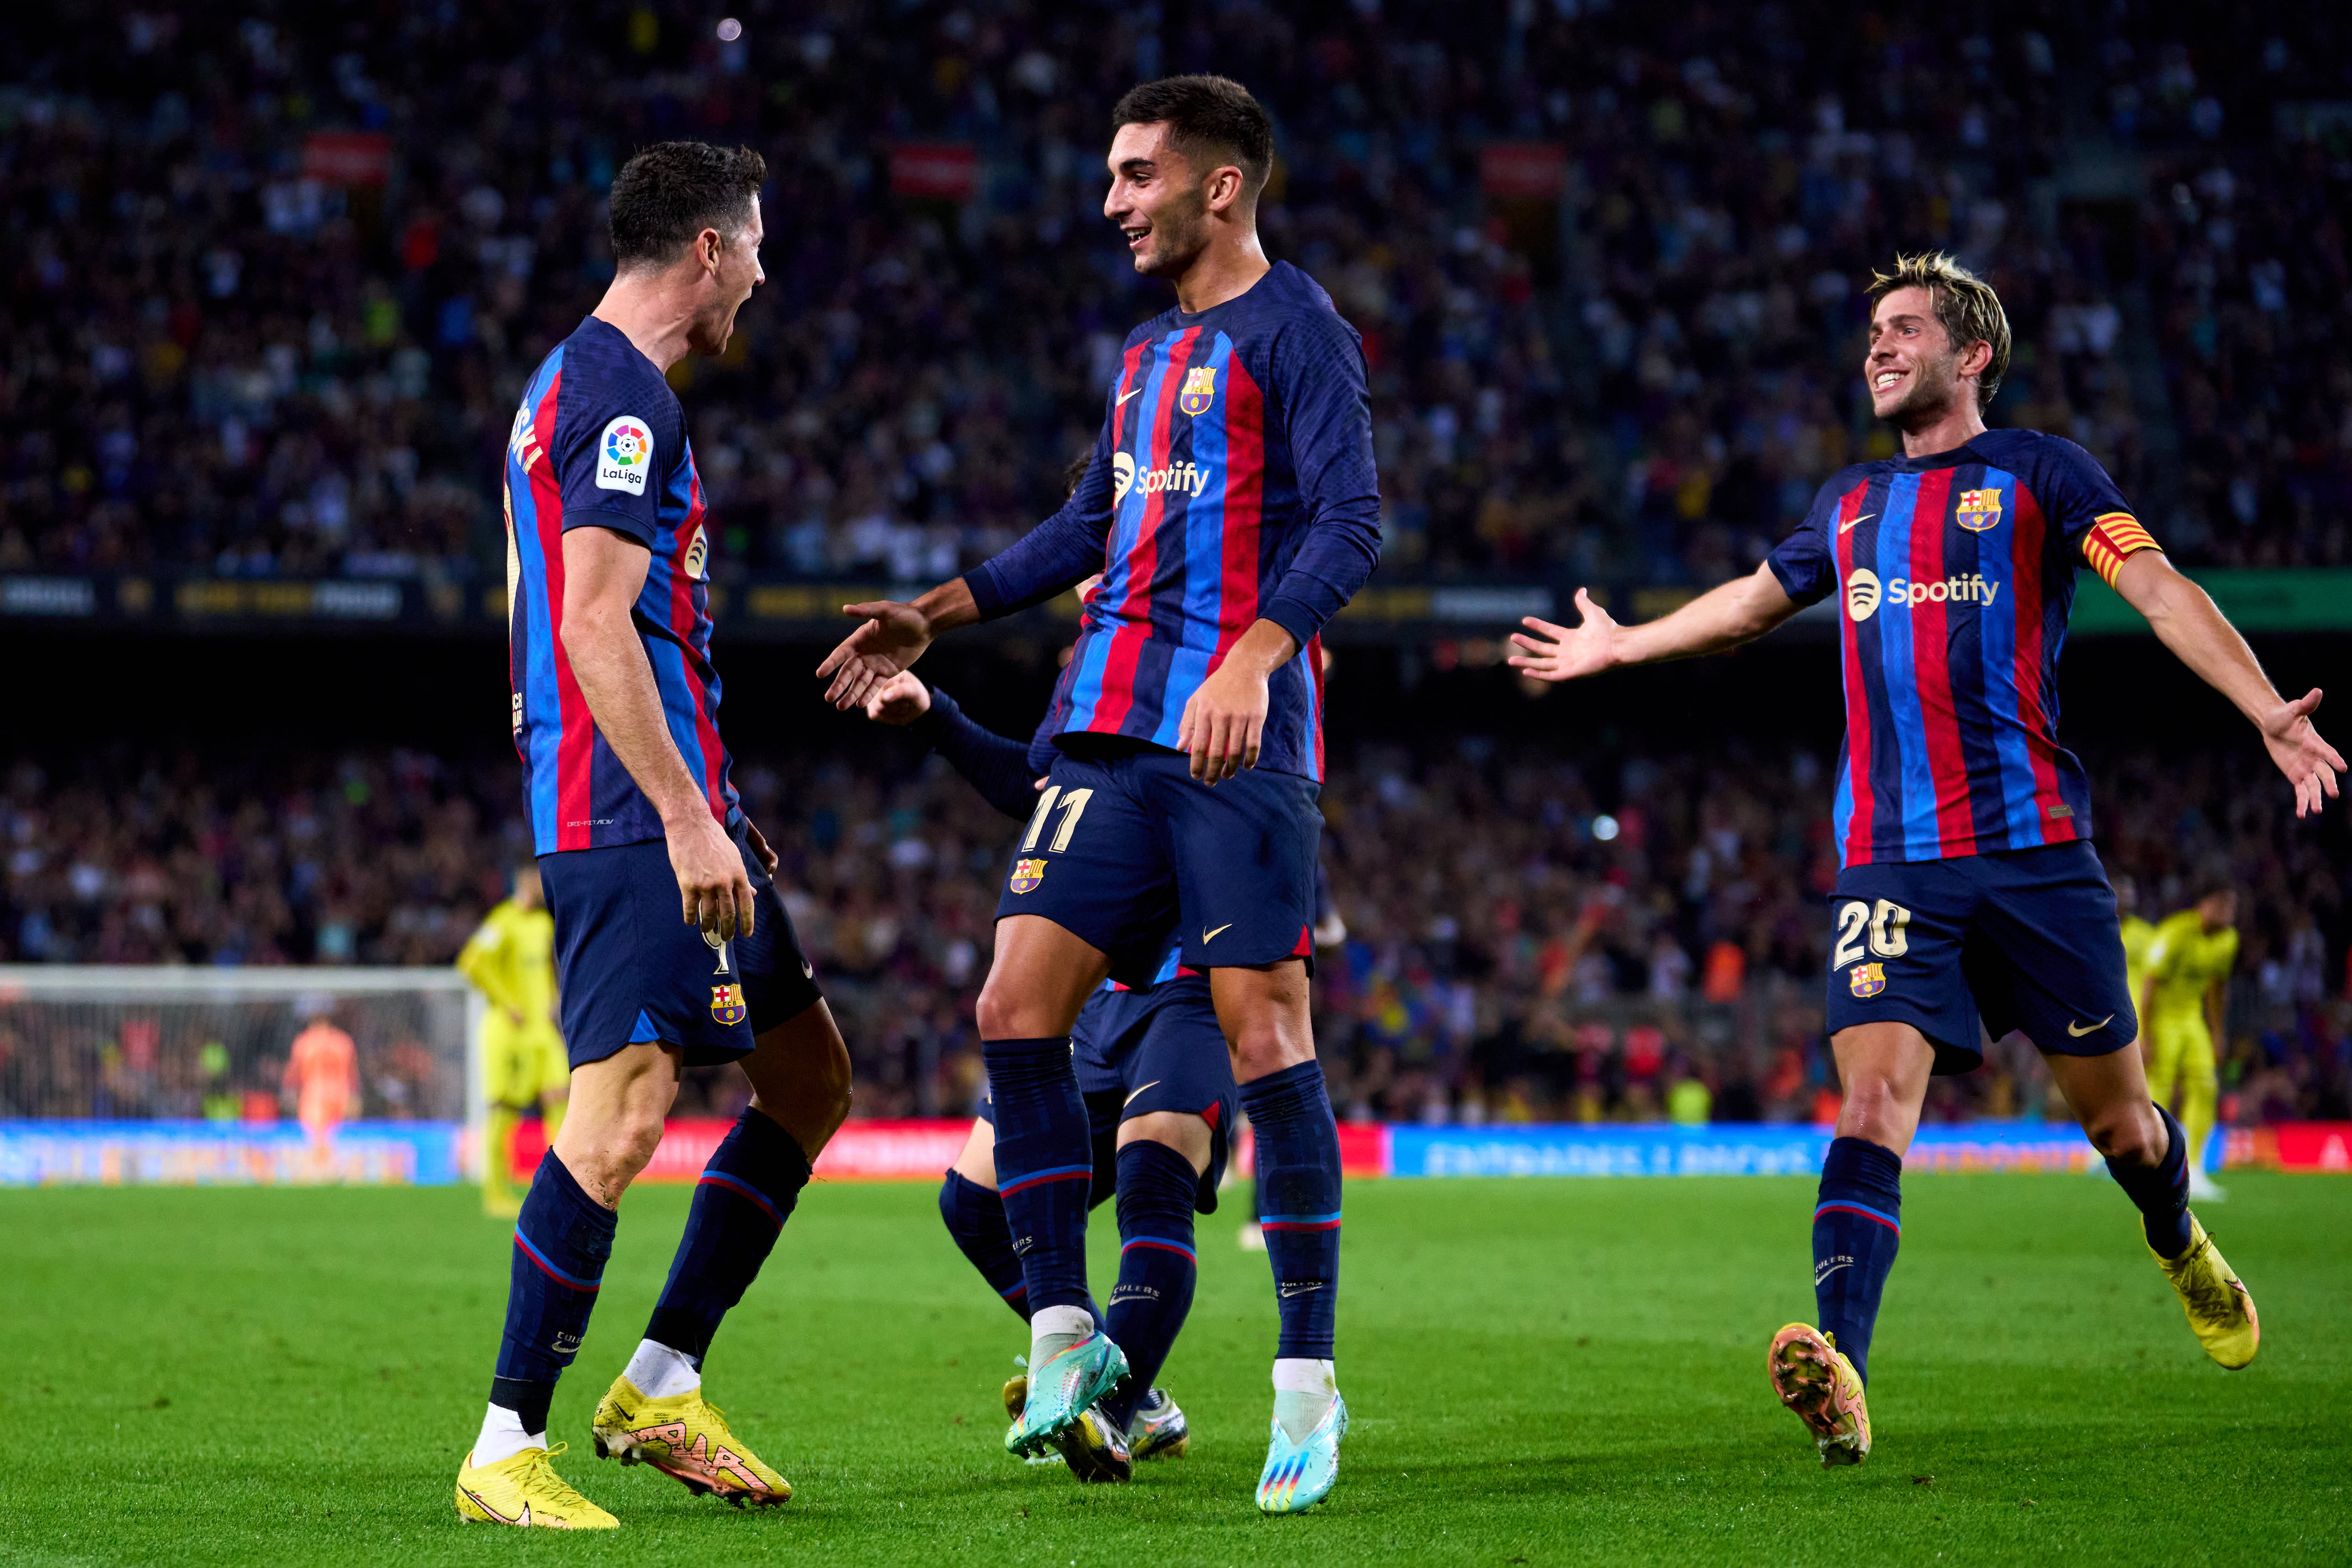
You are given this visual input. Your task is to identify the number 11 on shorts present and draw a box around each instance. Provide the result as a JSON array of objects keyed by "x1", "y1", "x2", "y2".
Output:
[{"x1": 1021, "y1": 786, "x2": 1094, "y2": 854}]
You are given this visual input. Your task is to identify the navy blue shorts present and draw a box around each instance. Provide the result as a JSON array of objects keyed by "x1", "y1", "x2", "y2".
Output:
[
  {"x1": 1825, "y1": 841, "x2": 2137, "y2": 1075},
  {"x1": 994, "y1": 744, "x2": 1321, "y2": 984},
  {"x1": 541, "y1": 821, "x2": 823, "y2": 1069},
  {"x1": 980, "y1": 974, "x2": 1235, "y2": 1215}
]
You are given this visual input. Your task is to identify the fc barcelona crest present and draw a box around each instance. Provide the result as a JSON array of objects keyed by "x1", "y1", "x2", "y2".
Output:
[
  {"x1": 1848, "y1": 962, "x2": 1887, "y2": 998},
  {"x1": 1955, "y1": 488, "x2": 2003, "y2": 532},
  {"x1": 710, "y1": 983, "x2": 747, "y2": 1025},
  {"x1": 1178, "y1": 365, "x2": 1217, "y2": 417},
  {"x1": 1009, "y1": 858, "x2": 1047, "y2": 894}
]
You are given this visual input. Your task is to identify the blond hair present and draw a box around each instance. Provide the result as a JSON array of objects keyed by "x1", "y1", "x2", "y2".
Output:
[{"x1": 1867, "y1": 252, "x2": 2011, "y2": 411}]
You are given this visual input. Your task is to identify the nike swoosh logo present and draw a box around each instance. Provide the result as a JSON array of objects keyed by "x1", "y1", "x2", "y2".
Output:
[
  {"x1": 1202, "y1": 924, "x2": 1233, "y2": 942},
  {"x1": 1117, "y1": 387, "x2": 1143, "y2": 406},
  {"x1": 1839, "y1": 512, "x2": 1877, "y2": 534},
  {"x1": 1123, "y1": 1080, "x2": 1161, "y2": 1108},
  {"x1": 2067, "y1": 1015, "x2": 2114, "y2": 1037},
  {"x1": 1279, "y1": 1282, "x2": 1324, "y2": 1297}
]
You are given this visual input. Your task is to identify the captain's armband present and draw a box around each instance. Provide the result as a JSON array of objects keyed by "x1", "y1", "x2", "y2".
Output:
[{"x1": 2081, "y1": 513, "x2": 2160, "y2": 588}]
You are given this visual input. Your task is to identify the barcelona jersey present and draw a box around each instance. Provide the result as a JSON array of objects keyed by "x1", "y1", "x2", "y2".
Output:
[
  {"x1": 504, "y1": 317, "x2": 738, "y2": 854},
  {"x1": 964, "y1": 261, "x2": 1382, "y2": 781},
  {"x1": 1767, "y1": 428, "x2": 2160, "y2": 868}
]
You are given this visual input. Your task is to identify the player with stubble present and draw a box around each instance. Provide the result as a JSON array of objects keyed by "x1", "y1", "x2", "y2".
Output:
[
  {"x1": 455, "y1": 141, "x2": 852, "y2": 1529},
  {"x1": 1511, "y1": 252, "x2": 2339, "y2": 1468},
  {"x1": 818, "y1": 76, "x2": 1378, "y2": 1514}
]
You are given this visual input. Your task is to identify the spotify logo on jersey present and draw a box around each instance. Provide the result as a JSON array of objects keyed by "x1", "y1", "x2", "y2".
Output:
[{"x1": 1846, "y1": 568, "x2": 1882, "y2": 621}]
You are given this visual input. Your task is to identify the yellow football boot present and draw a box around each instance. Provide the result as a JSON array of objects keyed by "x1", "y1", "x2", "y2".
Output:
[
  {"x1": 1767, "y1": 1323, "x2": 1872, "y2": 1467},
  {"x1": 2153, "y1": 1216, "x2": 2259, "y2": 1370},
  {"x1": 454, "y1": 1442, "x2": 618, "y2": 1528},
  {"x1": 590, "y1": 1375, "x2": 791, "y2": 1505}
]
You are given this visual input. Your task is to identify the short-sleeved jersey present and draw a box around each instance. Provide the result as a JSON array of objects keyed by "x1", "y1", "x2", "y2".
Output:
[
  {"x1": 457, "y1": 897, "x2": 558, "y2": 1024},
  {"x1": 967, "y1": 262, "x2": 1381, "y2": 782},
  {"x1": 1767, "y1": 428, "x2": 2160, "y2": 868},
  {"x1": 504, "y1": 317, "x2": 738, "y2": 854},
  {"x1": 2145, "y1": 910, "x2": 2238, "y2": 1017}
]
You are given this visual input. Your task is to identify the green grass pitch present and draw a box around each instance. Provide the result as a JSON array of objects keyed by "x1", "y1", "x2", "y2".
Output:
[{"x1": 4, "y1": 1172, "x2": 2347, "y2": 1565}]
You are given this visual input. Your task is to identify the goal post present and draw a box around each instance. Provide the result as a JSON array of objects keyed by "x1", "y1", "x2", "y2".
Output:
[{"x1": 0, "y1": 965, "x2": 485, "y2": 1185}]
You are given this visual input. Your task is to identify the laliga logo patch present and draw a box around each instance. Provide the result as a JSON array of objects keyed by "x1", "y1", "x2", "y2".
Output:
[
  {"x1": 1849, "y1": 962, "x2": 1887, "y2": 998},
  {"x1": 683, "y1": 523, "x2": 709, "y2": 581},
  {"x1": 1846, "y1": 568, "x2": 1882, "y2": 621},
  {"x1": 710, "y1": 982, "x2": 747, "y2": 1026},
  {"x1": 1112, "y1": 451, "x2": 1135, "y2": 505},
  {"x1": 1955, "y1": 487, "x2": 2004, "y2": 532},
  {"x1": 597, "y1": 416, "x2": 653, "y2": 496},
  {"x1": 1178, "y1": 364, "x2": 1217, "y2": 417},
  {"x1": 1009, "y1": 858, "x2": 1046, "y2": 894}
]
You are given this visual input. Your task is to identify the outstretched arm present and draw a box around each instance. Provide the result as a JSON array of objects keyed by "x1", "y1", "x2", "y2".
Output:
[
  {"x1": 2112, "y1": 551, "x2": 2343, "y2": 817},
  {"x1": 863, "y1": 673, "x2": 1045, "y2": 821},
  {"x1": 1508, "y1": 562, "x2": 1801, "y2": 682}
]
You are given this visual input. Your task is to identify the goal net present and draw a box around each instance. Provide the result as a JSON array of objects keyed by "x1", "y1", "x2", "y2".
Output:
[{"x1": 0, "y1": 965, "x2": 483, "y2": 1185}]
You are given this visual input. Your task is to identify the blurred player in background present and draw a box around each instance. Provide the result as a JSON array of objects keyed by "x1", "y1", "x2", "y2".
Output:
[
  {"x1": 458, "y1": 862, "x2": 569, "y2": 1219},
  {"x1": 864, "y1": 593, "x2": 1224, "y2": 1481},
  {"x1": 2142, "y1": 877, "x2": 2240, "y2": 1204},
  {"x1": 454, "y1": 141, "x2": 852, "y2": 1530},
  {"x1": 1511, "y1": 253, "x2": 2335, "y2": 1466},
  {"x1": 818, "y1": 75, "x2": 1380, "y2": 1514},
  {"x1": 283, "y1": 1006, "x2": 357, "y2": 1165},
  {"x1": 2116, "y1": 875, "x2": 2157, "y2": 1018}
]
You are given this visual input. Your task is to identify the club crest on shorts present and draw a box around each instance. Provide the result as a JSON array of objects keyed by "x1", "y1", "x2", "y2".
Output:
[
  {"x1": 1009, "y1": 858, "x2": 1046, "y2": 894},
  {"x1": 1178, "y1": 365, "x2": 1217, "y2": 417},
  {"x1": 710, "y1": 982, "x2": 747, "y2": 1026},
  {"x1": 1849, "y1": 962, "x2": 1887, "y2": 998},
  {"x1": 1955, "y1": 487, "x2": 2004, "y2": 532}
]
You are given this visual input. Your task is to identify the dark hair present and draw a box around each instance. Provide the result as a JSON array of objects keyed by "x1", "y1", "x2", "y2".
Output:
[
  {"x1": 1063, "y1": 451, "x2": 1093, "y2": 499},
  {"x1": 1112, "y1": 75, "x2": 1273, "y2": 198},
  {"x1": 2190, "y1": 865, "x2": 2236, "y2": 904},
  {"x1": 609, "y1": 141, "x2": 766, "y2": 270}
]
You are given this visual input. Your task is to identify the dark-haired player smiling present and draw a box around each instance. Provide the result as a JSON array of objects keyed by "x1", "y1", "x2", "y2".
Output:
[
  {"x1": 817, "y1": 75, "x2": 1379, "y2": 1513},
  {"x1": 1512, "y1": 252, "x2": 2339, "y2": 1468}
]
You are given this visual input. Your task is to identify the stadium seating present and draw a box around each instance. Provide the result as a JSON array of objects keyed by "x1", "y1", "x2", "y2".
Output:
[{"x1": 1, "y1": 4, "x2": 2345, "y2": 587}]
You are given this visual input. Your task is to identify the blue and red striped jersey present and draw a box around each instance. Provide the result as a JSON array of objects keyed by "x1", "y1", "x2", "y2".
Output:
[
  {"x1": 1766, "y1": 428, "x2": 2160, "y2": 868},
  {"x1": 503, "y1": 317, "x2": 738, "y2": 855},
  {"x1": 964, "y1": 262, "x2": 1382, "y2": 781}
]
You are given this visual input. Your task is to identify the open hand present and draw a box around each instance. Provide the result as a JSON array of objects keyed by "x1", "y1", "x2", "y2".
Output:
[
  {"x1": 2262, "y1": 688, "x2": 2345, "y2": 818},
  {"x1": 1506, "y1": 589, "x2": 1619, "y2": 683},
  {"x1": 863, "y1": 671, "x2": 932, "y2": 727},
  {"x1": 816, "y1": 600, "x2": 934, "y2": 710}
]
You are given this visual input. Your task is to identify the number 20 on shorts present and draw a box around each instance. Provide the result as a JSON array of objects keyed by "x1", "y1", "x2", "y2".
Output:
[
  {"x1": 1832, "y1": 898, "x2": 1912, "y2": 969},
  {"x1": 1021, "y1": 786, "x2": 1094, "y2": 854}
]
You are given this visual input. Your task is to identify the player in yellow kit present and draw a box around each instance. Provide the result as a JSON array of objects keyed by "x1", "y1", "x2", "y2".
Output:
[
  {"x1": 2117, "y1": 876, "x2": 2158, "y2": 1006},
  {"x1": 459, "y1": 863, "x2": 570, "y2": 1218},
  {"x1": 2142, "y1": 879, "x2": 2238, "y2": 1204}
]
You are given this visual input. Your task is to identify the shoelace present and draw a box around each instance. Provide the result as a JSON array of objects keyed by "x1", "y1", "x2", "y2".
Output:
[
  {"x1": 516, "y1": 1443, "x2": 596, "y2": 1509},
  {"x1": 2173, "y1": 1235, "x2": 2242, "y2": 1320}
]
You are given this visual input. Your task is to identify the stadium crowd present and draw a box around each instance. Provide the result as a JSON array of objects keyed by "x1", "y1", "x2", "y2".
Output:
[
  {"x1": 3, "y1": 739, "x2": 2347, "y2": 1129},
  {"x1": 3, "y1": 3, "x2": 2348, "y2": 591}
]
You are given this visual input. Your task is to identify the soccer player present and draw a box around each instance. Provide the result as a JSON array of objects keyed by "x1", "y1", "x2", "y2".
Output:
[
  {"x1": 453, "y1": 142, "x2": 853, "y2": 1529},
  {"x1": 457, "y1": 862, "x2": 569, "y2": 1219},
  {"x1": 817, "y1": 76, "x2": 1379, "y2": 1513},
  {"x1": 1508, "y1": 253, "x2": 2339, "y2": 1466},
  {"x1": 283, "y1": 1008, "x2": 357, "y2": 1164},
  {"x1": 864, "y1": 653, "x2": 1228, "y2": 1481},
  {"x1": 2142, "y1": 878, "x2": 2239, "y2": 1203}
]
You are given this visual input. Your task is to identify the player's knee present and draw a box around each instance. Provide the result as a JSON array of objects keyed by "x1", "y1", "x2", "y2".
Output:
[
  {"x1": 975, "y1": 978, "x2": 1043, "y2": 1042},
  {"x1": 2084, "y1": 1100, "x2": 2166, "y2": 1166}
]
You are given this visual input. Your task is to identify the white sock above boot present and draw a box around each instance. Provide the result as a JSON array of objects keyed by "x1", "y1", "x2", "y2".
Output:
[
  {"x1": 472, "y1": 1402, "x2": 545, "y2": 1467},
  {"x1": 623, "y1": 1338, "x2": 702, "y2": 1399},
  {"x1": 1272, "y1": 1357, "x2": 1336, "y2": 1443},
  {"x1": 1029, "y1": 1303, "x2": 1095, "y2": 1368}
]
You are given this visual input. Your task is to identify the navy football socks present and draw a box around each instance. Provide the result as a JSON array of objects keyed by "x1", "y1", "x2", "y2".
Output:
[
  {"x1": 641, "y1": 1108, "x2": 810, "y2": 1365},
  {"x1": 490, "y1": 1150, "x2": 615, "y2": 1432},
  {"x1": 1812, "y1": 1136, "x2": 1903, "y2": 1385},
  {"x1": 981, "y1": 1036, "x2": 1096, "y2": 1314},
  {"x1": 2107, "y1": 1103, "x2": 2194, "y2": 1259},
  {"x1": 1102, "y1": 1140, "x2": 1200, "y2": 1430},
  {"x1": 939, "y1": 1168, "x2": 1033, "y2": 1320},
  {"x1": 1240, "y1": 1061, "x2": 1343, "y2": 1361}
]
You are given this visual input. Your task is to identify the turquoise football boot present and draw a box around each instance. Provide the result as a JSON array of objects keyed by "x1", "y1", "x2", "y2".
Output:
[
  {"x1": 1255, "y1": 1391, "x2": 1348, "y2": 1514},
  {"x1": 1005, "y1": 1331, "x2": 1130, "y2": 1459}
]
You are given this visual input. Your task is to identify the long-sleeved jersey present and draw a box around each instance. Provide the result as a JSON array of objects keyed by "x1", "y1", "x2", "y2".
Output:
[{"x1": 961, "y1": 262, "x2": 1380, "y2": 781}]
